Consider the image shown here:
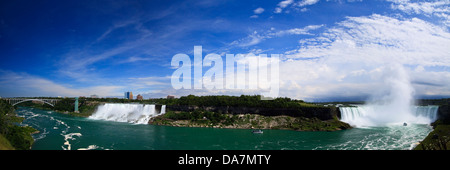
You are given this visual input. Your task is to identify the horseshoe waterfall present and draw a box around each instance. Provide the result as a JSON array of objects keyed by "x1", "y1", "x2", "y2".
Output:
[
  {"x1": 339, "y1": 105, "x2": 439, "y2": 127},
  {"x1": 339, "y1": 64, "x2": 439, "y2": 127}
]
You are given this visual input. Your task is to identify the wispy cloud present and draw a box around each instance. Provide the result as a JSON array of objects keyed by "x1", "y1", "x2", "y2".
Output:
[
  {"x1": 275, "y1": 0, "x2": 295, "y2": 13},
  {"x1": 230, "y1": 31, "x2": 266, "y2": 47},
  {"x1": 229, "y1": 24, "x2": 324, "y2": 47},
  {"x1": 0, "y1": 70, "x2": 124, "y2": 97},
  {"x1": 274, "y1": 0, "x2": 366, "y2": 14},
  {"x1": 128, "y1": 76, "x2": 170, "y2": 86},
  {"x1": 274, "y1": 0, "x2": 320, "y2": 14},
  {"x1": 118, "y1": 56, "x2": 155, "y2": 64},
  {"x1": 388, "y1": 0, "x2": 450, "y2": 27},
  {"x1": 58, "y1": 39, "x2": 143, "y2": 82},
  {"x1": 297, "y1": 0, "x2": 320, "y2": 7},
  {"x1": 274, "y1": 25, "x2": 324, "y2": 36}
]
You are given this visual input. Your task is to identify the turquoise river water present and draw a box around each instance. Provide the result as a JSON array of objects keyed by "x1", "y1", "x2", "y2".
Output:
[{"x1": 16, "y1": 106, "x2": 434, "y2": 150}]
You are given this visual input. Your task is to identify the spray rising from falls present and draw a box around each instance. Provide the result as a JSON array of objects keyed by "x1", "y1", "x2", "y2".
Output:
[
  {"x1": 339, "y1": 64, "x2": 438, "y2": 127},
  {"x1": 339, "y1": 105, "x2": 439, "y2": 127},
  {"x1": 89, "y1": 103, "x2": 166, "y2": 124}
]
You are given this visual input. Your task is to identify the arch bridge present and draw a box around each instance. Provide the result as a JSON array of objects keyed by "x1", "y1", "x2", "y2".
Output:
[{"x1": 5, "y1": 98, "x2": 60, "y2": 107}]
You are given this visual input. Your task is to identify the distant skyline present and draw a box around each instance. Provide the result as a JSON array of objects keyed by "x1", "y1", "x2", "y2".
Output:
[{"x1": 1, "y1": 0, "x2": 449, "y2": 101}]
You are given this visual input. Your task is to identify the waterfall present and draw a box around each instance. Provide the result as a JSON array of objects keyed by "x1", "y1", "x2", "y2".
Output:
[
  {"x1": 412, "y1": 105, "x2": 439, "y2": 123},
  {"x1": 338, "y1": 64, "x2": 441, "y2": 127},
  {"x1": 161, "y1": 105, "x2": 166, "y2": 114},
  {"x1": 339, "y1": 106, "x2": 368, "y2": 126},
  {"x1": 89, "y1": 103, "x2": 166, "y2": 124},
  {"x1": 339, "y1": 105, "x2": 439, "y2": 127}
]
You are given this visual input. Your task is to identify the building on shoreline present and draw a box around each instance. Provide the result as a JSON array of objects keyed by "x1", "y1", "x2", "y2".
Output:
[
  {"x1": 124, "y1": 91, "x2": 133, "y2": 100},
  {"x1": 136, "y1": 94, "x2": 143, "y2": 101}
]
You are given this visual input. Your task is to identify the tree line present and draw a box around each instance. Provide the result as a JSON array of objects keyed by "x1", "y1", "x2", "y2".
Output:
[
  {"x1": 11, "y1": 95, "x2": 316, "y2": 112},
  {"x1": 155, "y1": 95, "x2": 307, "y2": 108}
]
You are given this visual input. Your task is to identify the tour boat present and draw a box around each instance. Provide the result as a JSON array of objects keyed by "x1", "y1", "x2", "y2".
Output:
[{"x1": 252, "y1": 129, "x2": 263, "y2": 134}]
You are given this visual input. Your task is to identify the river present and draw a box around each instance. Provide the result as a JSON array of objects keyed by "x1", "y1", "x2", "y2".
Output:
[{"x1": 16, "y1": 106, "x2": 433, "y2": 150}]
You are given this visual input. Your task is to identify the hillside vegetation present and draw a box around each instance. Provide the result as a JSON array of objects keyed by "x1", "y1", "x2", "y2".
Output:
[{"x1": 0, "y1": 99, "x2": 37, "y2": 150}]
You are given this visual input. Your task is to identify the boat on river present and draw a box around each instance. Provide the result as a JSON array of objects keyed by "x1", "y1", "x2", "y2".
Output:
[{"x1": 252, "y1": 129, "x2": 263, "y2": 134}]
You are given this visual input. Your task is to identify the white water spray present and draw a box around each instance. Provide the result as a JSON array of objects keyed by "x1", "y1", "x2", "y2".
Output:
[
  {"x1": 340, "y1": 105, "x2": 438, "y2": 127},
  {"x1": 89, "y1": 103, "x2": 166, "y2": 124},
  {"x1": 340, "y1": 64, "x2": 438, "y2": 127}
]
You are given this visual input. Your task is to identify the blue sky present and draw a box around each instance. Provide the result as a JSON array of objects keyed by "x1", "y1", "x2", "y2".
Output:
[{"x1": 0, "y1": 0, "x2": 449, "y2": 101}]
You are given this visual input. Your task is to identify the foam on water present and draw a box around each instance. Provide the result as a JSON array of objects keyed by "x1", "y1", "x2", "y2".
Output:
[
  {"x1": 77, "y1": 145, "x2": 100, "y2": 150},
  {"x1": 62, "y1": 133, "x2": 82, "y2": 150}
]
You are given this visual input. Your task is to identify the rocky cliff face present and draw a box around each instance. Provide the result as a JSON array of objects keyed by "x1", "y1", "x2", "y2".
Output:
[
  {"x1": 150, "y1": 113, "x2": 351, "y2": 131},
  {"x1": 438, "y1": 103, "x2": 450, "y2": 124},
  {"x1": 166, "y1": 105, "x2": 339, "y2": 121}
]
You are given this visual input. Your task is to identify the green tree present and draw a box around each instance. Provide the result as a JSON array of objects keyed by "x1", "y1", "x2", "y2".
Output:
[{"x1": 54, "y1": 98, "x2": 74, "y2": 112}]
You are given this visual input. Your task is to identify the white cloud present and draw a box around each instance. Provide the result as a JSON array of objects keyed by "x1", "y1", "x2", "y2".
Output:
[
  {"x1": 293, "y1": 14, "x2": 450, "y2": 66},
  {"x1": 297, "y1": 0, "x2": 320, "y2": 7},
  {"x1": 274, "y1": 8, "x2": 283, "y2": 13},
  {"x1": 95, "y1": 18, "x2": 152, "y2": 43},
  {"x1": 128, "y1": 76, "x2": 170, "y2": 88},
  {"x1": 230, "y1": 24, "x2": 324, "y2": 47},
  {"x1": 58, "y1": 36, "x2": 149, "y2": 83},
  {"x1": 389, "y1": 0, "x2": 449, "y2": 15},
  {"x1": 274, "y1": 24, "x2": 324, "y2": 36},
  {"x1": 276, "y1": 14, "x2": 450, "y2": 100},
  {"x1": 254, "y1": 7, "x2": 265, "y2": 14},
  {"x1": 0, "y1": 70, "x2": 124, "y2": 97},
  {"x1": 275, "y1": 0, "x2": 294, "y2": 13},
  {"x1": 388, "y1": 0, "x2": 450, "y2": 27},
  {"x1": 164, "y1": 53, "x2": 280, "y2": 98},
  {"x1": 279, "y1": 0, "x2": 295, "y2": 8},
  {"x1": 0, "y1": 70, "x2": 172, "y2": 98},
  {"x1": 229, "y1": 31, "x2": 266, "y2": 47},
  {"x1": 251, "y1": 7, "x2": 265, "y2": 18},
  {"x1": 120, "y1": 56, "x2": 155, "y2": 63},
  {"x1": 169, "y1": 13, "x2": 450, "y2": 101},
  {"x1": 274, "y1": 0, "x2": 372, "y2": 14}
]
